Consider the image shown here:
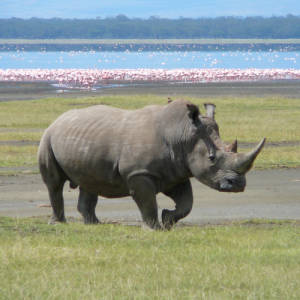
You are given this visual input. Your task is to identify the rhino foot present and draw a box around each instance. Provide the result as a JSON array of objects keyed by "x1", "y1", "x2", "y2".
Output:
[
  {"x1": 141, "y1": 222, "x2": 162, "y2": 231},
  {"x1": 162, "y1": 209, "x2": 175, "y2": 230},
  {"x1": 83, "y1": 215, "x2": 100, "y2": 224},
  {"x1": 48, "y1": 215, "x2": 66, "y2": 225}
]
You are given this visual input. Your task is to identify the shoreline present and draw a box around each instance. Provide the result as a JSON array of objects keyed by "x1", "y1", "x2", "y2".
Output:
[
  {"x1": 2, "y1": 38, "x2": 300, "y2": 52},
  {"x1": 1, "y1": 79, "x2": 300, "y2": 101}
]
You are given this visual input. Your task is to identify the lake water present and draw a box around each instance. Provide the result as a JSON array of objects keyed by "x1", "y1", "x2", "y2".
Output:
[{"x1": 1, "y1": 50, "x2": 300, "y2": 69}]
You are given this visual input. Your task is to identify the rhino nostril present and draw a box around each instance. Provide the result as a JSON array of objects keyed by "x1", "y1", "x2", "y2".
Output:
[
  {"x1": 209, "y1": 154, "x2": 215, "y2": 161},
  {"x1": 227, "y1": 179, "x2": 233, "y2": 185}
]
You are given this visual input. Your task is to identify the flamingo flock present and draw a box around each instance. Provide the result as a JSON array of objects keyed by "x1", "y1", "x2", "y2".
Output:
[{"x1": 1, "y1": 68, "x2": 300, "y2": 89}]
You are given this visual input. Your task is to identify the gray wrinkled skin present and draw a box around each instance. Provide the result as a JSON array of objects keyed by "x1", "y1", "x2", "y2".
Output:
[{"x1": 38, "y1": 100, "x2": 265, "y2": 230}]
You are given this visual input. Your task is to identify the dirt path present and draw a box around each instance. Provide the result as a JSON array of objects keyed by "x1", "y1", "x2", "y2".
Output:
[{"x1": 1, "y1": 168, "x2": 299, "y2": 225}]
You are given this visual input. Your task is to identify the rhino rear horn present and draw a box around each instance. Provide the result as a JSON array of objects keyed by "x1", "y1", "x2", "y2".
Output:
[
  {"x1": 235, "y1": 138, "x2": 266, "y2": 173},
  {"x1": 204, "y1": 103, "x2": 216, "y2": 119},
  {"x1": 226, "y1": 139, "x2": 238, "y2": 153}
]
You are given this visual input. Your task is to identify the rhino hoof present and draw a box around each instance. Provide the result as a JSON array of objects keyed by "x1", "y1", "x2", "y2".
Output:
[
  {"x1": 162, "y1": 209, "x2": 174, "y2": 230},
  {"x1": 48, "y1": 216, "x2": 66, "y2": 225},
  {"x1": 83, "y1": 216, "x2": 100, "y2": 224}
]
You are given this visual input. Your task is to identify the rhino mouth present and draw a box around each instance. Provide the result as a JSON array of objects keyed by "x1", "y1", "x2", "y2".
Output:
[{"x1": 219, "y1": 178, "x2": 245, "y2": 193}]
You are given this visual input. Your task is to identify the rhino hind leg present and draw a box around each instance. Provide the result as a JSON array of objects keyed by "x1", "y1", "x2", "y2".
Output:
[
  {"x1": 77, "y1": 188, "x2": 99, "y2": 224},
  {"x1": 128, "y1": 175, "x2": 161, "y2": 230},
  {"x1": 47, "y1": 182, "x2": 67, "y2": 224},
  {"x1": 162, "y1": 180, "x2": 193, "y2": 229},
  {"x1": 39, "y1": 146, "x2": 67, "y2": 224}
]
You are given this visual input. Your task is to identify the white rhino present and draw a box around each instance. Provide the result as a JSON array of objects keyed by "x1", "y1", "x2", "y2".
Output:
[{"x1": 38, "y1": 99, "x2": 265, "y2": 229}]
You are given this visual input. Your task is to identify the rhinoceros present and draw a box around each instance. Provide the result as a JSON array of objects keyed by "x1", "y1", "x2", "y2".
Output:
[{"x1": 38, "y1": 99, "x2": 265, "y2": 229}]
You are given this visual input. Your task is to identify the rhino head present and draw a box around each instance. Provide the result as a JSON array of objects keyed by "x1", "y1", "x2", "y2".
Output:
[{"x1": 180, "y1": 101, "x2": 265, "y2": 192}]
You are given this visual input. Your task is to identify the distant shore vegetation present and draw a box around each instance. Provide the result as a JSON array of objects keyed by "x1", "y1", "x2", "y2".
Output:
[{"x1": 1, "y1": 15, "x2": 300, "y2": 39}]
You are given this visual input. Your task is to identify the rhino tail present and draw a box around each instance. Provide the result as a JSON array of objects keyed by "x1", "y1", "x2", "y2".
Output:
[{"x1": 38, "y1": 131, "x2": 67, "y2": 186}]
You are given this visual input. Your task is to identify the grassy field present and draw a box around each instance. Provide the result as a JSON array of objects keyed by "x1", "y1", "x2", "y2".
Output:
[
  {"x1": 0, "y1": 217, "x2": 300, "y2": 299},
  {"x1": 1, "y1": 95, "x2": 300, "y2": 299},
  {"x1": 1, "y1": 95, "x2": 300, "y2": 171}
]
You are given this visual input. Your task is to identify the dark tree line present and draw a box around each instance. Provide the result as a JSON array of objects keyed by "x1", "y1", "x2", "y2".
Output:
[{"x1": 1, "y1": 15, "x2": 300, "y2": 39}]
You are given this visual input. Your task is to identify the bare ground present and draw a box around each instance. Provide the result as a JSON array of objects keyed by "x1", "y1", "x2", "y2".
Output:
[{"x1": 0, "y1": 169, "x2": 299, "y2": 225}]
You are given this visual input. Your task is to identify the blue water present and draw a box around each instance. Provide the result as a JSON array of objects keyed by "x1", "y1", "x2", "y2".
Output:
[{"x1": 1, "y1": 50, "x2": 300, "y2": 69}]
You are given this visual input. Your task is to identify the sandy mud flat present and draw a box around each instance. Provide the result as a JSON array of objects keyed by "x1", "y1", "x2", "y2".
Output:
[
  {"x1": 1, "y1": 80, "x2": 300, "y2": 101},
  {"x1": 0, "y1": 169, "x2": 299, "y2": 225}
]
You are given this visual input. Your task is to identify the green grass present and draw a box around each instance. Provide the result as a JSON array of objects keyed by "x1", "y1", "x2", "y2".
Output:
[
  {"x1": 0, "y1": 217, "x2": 300, "y2": 299},
  {"x1": 1, "y1": 95, "x2": 300, "y2": 171},
  {"x1": 0, "y1": 131, "x2": 42, "y2": 142},
  {"x1": 253, "y1": 145, "x2": 300, "y2": 169},
  {"x1": 1, "y1": 95, "x2": 300, "y2": 142},
  {"x1": 0, "y1": 145, "x2": 37, "y2": 167}
]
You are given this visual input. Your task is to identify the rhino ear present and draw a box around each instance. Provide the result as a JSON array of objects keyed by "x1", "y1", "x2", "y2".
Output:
[
  {"x1": 187, "y1": 104, "x2": 200, "y2": 123},
  {"x1": 204, "y1": 103, "x2": 216, "y2": 120}
]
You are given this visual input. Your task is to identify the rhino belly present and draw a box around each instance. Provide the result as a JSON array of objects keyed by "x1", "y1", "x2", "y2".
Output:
[
  {"x1": 78, "y1": 178, "x2": 130, "y2": 198},
  {"x1": 62, "y1": 161, "x2": 130, "y2": 198}
]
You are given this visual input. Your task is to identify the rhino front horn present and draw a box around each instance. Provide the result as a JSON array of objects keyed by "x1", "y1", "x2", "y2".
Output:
[{"x1": 235, "y1": 138, "x2": 266, "y2": 173}]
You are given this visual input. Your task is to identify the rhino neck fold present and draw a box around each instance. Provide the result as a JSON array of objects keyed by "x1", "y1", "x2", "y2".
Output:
[
  {"x1": 155, "y1": 102, "x2": 199, "y2": 180},
  {"x1": 163, "y1": 139, "x2": 194, "y2": 181}
]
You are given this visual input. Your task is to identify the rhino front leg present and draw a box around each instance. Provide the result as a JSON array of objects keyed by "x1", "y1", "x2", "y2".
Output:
[
  {"x1": 162, "y1": 180, "x2": 193, "y2": 229},
  {"x1": 77, "y1": 188, "x2": 99, "y2": 224},
  {"x1": 128, "y1": 175, "x2": 161, "y2": 230}
]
